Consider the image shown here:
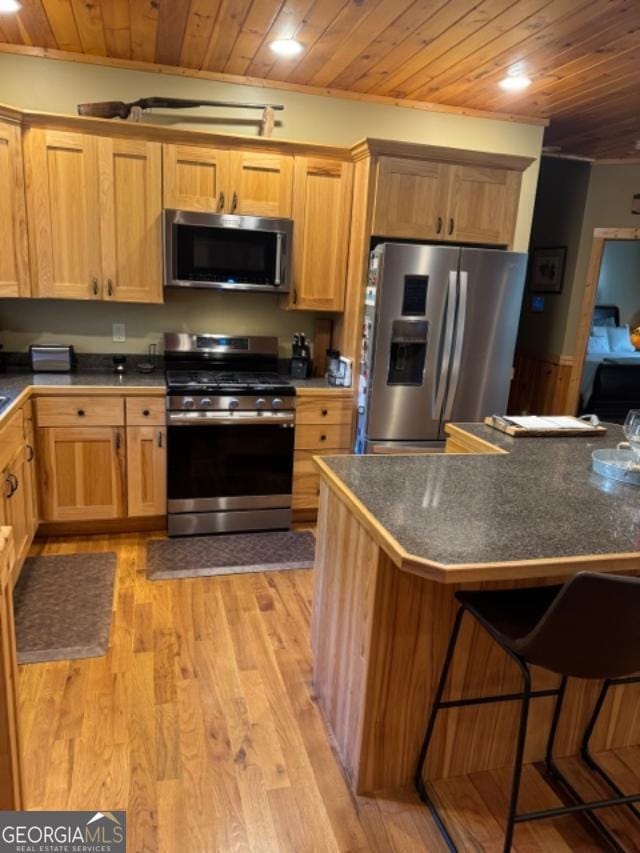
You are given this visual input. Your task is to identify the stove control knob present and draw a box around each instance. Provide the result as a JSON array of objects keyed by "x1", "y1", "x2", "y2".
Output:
[
  {"x1": 183, "y1": 397, "x2": 195, "y2": 410},
  {"x1": 228, "y1": 398, "x2": 240, "y2": 411},
  {"x1": 272, "y1": 398, "x2": 284, "y2": 409},
  {"x1": 200, "y1": 397, "x2": 212, "y2": 409},
  {"x1": 256, "y1": 398, "x2": 266, "y2": 409}
]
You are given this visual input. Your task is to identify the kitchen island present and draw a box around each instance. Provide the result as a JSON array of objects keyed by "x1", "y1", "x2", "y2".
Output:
[{"x1": 312, "y1": 423, "x2": 640, "y2": 794}]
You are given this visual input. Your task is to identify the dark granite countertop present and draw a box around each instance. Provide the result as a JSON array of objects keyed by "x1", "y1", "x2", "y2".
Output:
[
  {"x1": 0, "y1": 370, "x2": 166, "y2": 417},
  {"x1": 319, "y1": 422, "x2": 640, "y2": 572}
]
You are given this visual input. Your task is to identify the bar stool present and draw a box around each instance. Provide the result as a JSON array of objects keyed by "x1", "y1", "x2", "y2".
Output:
[{"x1": 414, "y1": 572, "x2": 640, "y2": 852}]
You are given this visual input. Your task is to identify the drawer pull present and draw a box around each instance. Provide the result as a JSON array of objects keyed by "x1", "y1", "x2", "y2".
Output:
[
  {"x1": 143, "y1": 409, "x2": 150, "y2": 417},
  {"x1": 158, "y1": 431, "x2": 164, "y2": 448},
  {"x1": 26, "y1": 444, "x2": 34, "y2": 462},
  {"x1": 77, "y1": 409, "x2": 85, "y2": 417},
  {"x1": 321, "y1": 409, "x2": 328, "y2": 416},
  {"x1": 320, "y1": 434, "x2": 327, "y2": 442},
  {"x1": 4, "y1": 476, "x2": 14, "y2": 499}
]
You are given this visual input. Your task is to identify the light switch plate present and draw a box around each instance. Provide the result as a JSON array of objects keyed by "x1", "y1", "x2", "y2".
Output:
[{"x1": 112, "y1": 323, "x2": 126, "y2": 342}]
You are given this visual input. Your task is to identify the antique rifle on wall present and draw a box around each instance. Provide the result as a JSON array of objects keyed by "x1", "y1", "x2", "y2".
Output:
[{"x1": 77, "y1": 97, "x2": 285, "y2": 136}]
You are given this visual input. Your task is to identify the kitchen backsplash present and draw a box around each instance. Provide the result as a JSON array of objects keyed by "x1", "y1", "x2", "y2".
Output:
[{"x1": 0, "y1": 288, "x2": 328, "y2": 358}]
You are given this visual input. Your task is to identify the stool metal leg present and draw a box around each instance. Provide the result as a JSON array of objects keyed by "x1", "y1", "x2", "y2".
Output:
[
  {"x1": 414, "y1": 605, "x2": 466, "y2": 852},
  {"x1": 502, "y1": 654, "x2": 531, "y2": 853},
  {"x1": 581, "y1": 678, "x2": 640, "y2": 822}
]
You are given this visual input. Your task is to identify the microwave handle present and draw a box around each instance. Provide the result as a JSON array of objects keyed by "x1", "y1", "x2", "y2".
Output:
[{"x1": 274, "y1": 232, "x2": 283, "y2": 286}]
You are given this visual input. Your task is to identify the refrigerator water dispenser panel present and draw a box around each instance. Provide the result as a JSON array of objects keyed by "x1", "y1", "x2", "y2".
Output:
[{"x1": 388, "y1": 320, "x2": 428, "y2": 385}]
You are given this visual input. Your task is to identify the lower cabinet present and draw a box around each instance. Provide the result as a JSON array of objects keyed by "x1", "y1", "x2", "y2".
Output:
[
  {"x1": 37, "y1": 426, "x2": 126, "y2": 522},
  {"x1": 35, "y1": 394, "x2": 166, "y2": 524},
  {"x1": 292, "y1": 393, "x2": 354, "y2": 514},
  {"x1": 0, "y1": 527, "x2": 23, "y2": 809},
  {"x1": 127, "y1": 426, "x2": 167, "y2": 517}
]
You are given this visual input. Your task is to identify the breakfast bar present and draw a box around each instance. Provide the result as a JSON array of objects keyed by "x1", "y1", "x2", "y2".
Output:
[{"x1": 312, "y1": 423, "x2": 640, "y2": 794}]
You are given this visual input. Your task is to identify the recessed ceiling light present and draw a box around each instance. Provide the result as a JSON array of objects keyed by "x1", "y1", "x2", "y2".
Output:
[
  {"x1": 0, "y1": 0, "x2": 21, "y2": 12},
  {"x1": 270, "y1": 38, "x2": 303, "y2": 57},
  {"x1": 499, "y1": 63, "x2": 531, "y2": 92}
]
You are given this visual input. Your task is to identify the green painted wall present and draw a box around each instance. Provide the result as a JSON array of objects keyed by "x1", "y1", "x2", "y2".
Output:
[{"x1": 0, "y1": 53, "x2": 543, "y2": 354}]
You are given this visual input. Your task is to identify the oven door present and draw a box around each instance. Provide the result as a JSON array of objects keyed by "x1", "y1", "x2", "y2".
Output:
[
  {"x1": 167, "y1": 411, "x2": 294, "y2": 514},
  {"x1": 164, "y1": 210, "x2": 292, "y2": 293}
]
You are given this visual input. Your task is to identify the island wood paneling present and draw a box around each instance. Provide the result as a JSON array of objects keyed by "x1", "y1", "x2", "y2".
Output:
[
  {"x1": 312, "y1": 481, "x2": 640, "y2": 794},
  {"x1": 0, "y1": 0, "x2": 639, "y2": 158}
]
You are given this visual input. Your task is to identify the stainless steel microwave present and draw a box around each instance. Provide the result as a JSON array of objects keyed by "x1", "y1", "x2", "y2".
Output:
[{"x1": 163, "y1": 209, "x2": 293, "y2": 294}]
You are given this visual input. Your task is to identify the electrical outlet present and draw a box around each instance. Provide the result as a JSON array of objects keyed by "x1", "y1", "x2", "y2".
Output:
[{"x1": 112, "y1": 323, "x2": 126, "y2": 342}]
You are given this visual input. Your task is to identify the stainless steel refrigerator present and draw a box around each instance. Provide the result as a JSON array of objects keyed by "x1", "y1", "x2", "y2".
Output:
[{"x1": 355, "y1": 242, "x2": 527, "y2": 452}]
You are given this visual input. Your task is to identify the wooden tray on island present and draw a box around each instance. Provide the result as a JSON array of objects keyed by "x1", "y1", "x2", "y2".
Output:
[{"x1": 484, "y1": 415, "x2": 607, "y2": 437}]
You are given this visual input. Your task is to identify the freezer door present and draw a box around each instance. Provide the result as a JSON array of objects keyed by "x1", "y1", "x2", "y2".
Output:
[
  {"x1": 366, "y1": 243, "x2": 460, "y2": 443},
  {"x1": 441, "y1": 248, "x2": 526, "y2": 431}
]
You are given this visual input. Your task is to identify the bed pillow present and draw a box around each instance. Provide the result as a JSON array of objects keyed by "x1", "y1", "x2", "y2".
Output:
[
  {"x1": 588, "y1": 335, "x2": 610, "y2": 355},
  {"x1": 590, "y1": 325, "x2": 609, "y2": 339},
  {"x1": 607, "y1": 325, "x2": 635, "y2": 353}
]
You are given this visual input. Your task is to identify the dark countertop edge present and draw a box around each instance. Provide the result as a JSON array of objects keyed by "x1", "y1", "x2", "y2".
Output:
[{"x1": 314, "y1": 425, "x2": 640, "y2": 585}]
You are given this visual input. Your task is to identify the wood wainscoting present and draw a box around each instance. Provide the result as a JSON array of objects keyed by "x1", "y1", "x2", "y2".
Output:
[{"x1": 508, "y1": 351, "x2": 576, "y2": 415}]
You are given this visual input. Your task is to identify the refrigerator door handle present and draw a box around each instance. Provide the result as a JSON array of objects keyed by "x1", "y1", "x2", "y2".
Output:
[
  {"x1": 433, "y1": 271, "x2": 458, "y2": 418},
  {"x1": 444, "y1": 270, "x2": 468, "y2": 421}
]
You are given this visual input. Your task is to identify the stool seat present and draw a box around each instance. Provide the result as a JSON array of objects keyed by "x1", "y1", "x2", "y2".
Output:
[{"x1": 456, "y1": 585, "x2": 561, "y2": 650}]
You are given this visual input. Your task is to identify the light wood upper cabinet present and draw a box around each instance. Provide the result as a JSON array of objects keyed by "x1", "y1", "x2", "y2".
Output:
[
  {"x1": 290, "y1": 157, "x2": 353, "y2": 311},
  {"x1": 37, "y1": 426, "x2": 126, "y2": 522},
  {"x1": 373, "y1": 155, "x2": 521, "y2": 247},
  {"x1": 99, "y1": 138, "x2": 163, "y2": 304},
  {"x1": 25, "y1": 128, "x2": 102, "y2": 300},
  {"x1": 230, "y1": 150, "x2": 293, "y2": 217},
  {"x1": 163, "y1": 143, "x2": 229, "y2": 212},
  {"x1": 127, "y1": 425, "x2": 166, "y2": 517},
  {"x1": 373, "y1": 156, "x2": 451, "y2": 240},
  {"x1": 0, "y1": 122, "x2": 30, "y2": 298},
  {"x1": 447, "y1": 165, "x2": 520, "y2": 246}
]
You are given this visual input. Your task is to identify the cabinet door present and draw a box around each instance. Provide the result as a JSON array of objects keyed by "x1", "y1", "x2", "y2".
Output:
[
  {"x1": 230, "y1": 150, "x2": 293, "y2": 216},
  {"x1": 2, "y1": 446, "x2": 30, "y2": 570},
  {"x1": 37, "y1": 426, "x2": 125, "y2": 522},
  {"x1": 373, "y1": 157, "x2": 451, "y2": 239},
  {"x1": 0, "y1": 527, "x2": 23, "y2": 809},
  {"x1": 447, "y1": 165, "x2": 520, "y2": 246},
  {"x1": 0, "y1": 122, "x2": 30, "y2": 297},
  {"x1": 163, "y1": 144, "x2": 230, "y2": 212},
  {"x1": 126, "y1": 426, "x2": 166, "y2": 517},
  {"x1": 99, "y1": 138, "x2": 163, "y2": 304},
  {"x1": 290, "y1": 157, "x2": 353, "y2": 311},
  {"x1": 25, "y1": 128, "x2": 102, "y2": 300}
]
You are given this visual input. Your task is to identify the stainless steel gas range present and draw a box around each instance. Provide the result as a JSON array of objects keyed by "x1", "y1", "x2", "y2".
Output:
[{"x1": 164, "y1": 333, "x2": 296, "y2": 536}]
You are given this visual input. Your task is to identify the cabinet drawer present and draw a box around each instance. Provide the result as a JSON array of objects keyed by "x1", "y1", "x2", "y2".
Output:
[
  {"x1": 35, "y1": 396, "x2": 125, "y2": 427},
  {"x1": 0, "y1": 409, "x2": 24, "y2": 472},
  {"x1": 295, "y1": 396, "x2": 353, "y2": 425},
  {"x1": 126, "y1": 397, "x2": 166, "y2": 426},
  {"x1": 293, "y1": 449, "x2": 349, "y2": 509},
  {"x1": 294, "y1": 423, "x2": 352, "y2": 451}
]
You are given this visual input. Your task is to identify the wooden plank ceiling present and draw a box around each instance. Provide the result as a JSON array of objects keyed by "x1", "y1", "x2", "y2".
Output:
[{"x1": 0, "y1": 0, "x2": 638, "y2": 160}]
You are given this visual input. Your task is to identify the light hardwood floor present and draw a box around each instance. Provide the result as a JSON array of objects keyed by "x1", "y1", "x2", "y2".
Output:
[{"x1": 18, "y1": 532, "x2": 640, "y2": 852}]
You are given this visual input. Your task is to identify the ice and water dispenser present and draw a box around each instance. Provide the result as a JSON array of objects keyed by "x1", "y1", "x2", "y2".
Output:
[{"x1": 387, "y1": 274, "x2": 429, "y2": 386}]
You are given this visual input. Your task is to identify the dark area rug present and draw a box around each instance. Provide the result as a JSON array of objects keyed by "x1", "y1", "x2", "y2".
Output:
[
  {"x1": 147, "y1": 530, "x2": 315, "y2": 580},
  {"x1": 14, "y1": 552, "x2": 117, "y2": 664}
]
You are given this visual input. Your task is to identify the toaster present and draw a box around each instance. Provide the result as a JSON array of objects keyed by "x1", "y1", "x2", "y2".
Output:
[{"x1": 29, "y1": 345, "x2": 75, "y2": 373}]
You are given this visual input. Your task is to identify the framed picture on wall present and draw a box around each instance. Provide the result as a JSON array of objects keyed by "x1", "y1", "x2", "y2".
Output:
[{"x1": 529, "y1": 246, "x2": 567, "y2": 294}]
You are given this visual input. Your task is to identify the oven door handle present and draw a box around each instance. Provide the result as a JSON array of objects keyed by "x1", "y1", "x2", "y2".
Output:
[{"x1": 168, "y1": 411, "x2": 295, "y2": 426}]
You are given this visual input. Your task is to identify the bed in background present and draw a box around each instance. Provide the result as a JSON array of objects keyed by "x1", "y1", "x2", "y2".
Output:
[{"x1": 581, "y1": 304, "x2": 640, "y2": 422}]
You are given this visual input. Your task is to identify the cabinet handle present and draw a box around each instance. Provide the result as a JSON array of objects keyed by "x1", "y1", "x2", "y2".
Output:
[
  {"x1": 436, "y1": 216, "x2": 443, "y2": 234},
  {"x1": 158, "y1": 431, "x2": 164, "y2": 448},
  {"x1": 217, "y1": 191, "x2": 225, "y2": 211},
  {"x1": 320, "y1": 434, "x2": 327, "y2": 442},
  {"x1": 143, "y1": 409, "x2": 150, "y2": 417},
  {"x1": 26, "y1": 443, "x2": 34, "y2": 462},
  {"x1": 77, "y1": 409, "x2": 85, "y2": 417},
  {"x1": 91, "y1": 277, "x2": 99, "y2": 296},
  {"x1": 115, "y1": 431, "x2": 121, "y2": 449},
  {"x1": 4, "y1": 475, "x2": 14, "y2": 499},
  {"x1": 292, "y1": 288, "x2": 298, "y2": 305},
  {"x1": 321, "y1": 408, "x2": 328, "y2": 416},
  {"x1": 107, "y1": 278, "x2": 114, "y2": 296},
  {"x1": 231, "y1": 191, "x2": 238, "y2": 213},
  {"x1": 448, "y1": 217, "x2": 454, "y2": 235}
]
